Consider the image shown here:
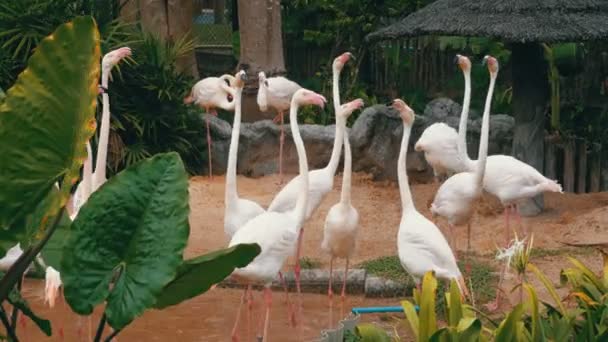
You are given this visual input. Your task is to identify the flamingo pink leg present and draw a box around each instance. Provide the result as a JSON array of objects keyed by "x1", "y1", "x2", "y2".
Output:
[
  {"x1": 486, "y1": 205, "x2": 513, "y2": 312},
  {"x1": 278, "y1": 271, "x2": 296, "y2": 327},
  {"x1": 231, "y1": 287, "x2": 247, "y2": 342},
  {"x1": 448, "y1": 223, "x2": 458, "y2": 260},
  {"x1": 340, "y1": 258, "x2": 349, "y2": 301},
  {"x1": 246, "y1": 285, "x2": 253, "y2": 340},
  {"x1": 328, "y1": 257, "x2": 334, "y2": 328},
  {"x1": 465, "y1": 222, "x2": 472, "y2": 275},
  {"x1": 262, "y1": 287, "x2": 272, "y2": 342},
  {"x1": 512, "y1": 204, "x2": 525, "y2": 237}
]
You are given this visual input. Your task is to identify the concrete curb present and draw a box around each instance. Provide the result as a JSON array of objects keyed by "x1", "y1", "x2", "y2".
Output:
[{"x1": 220, "y1": 268, "x2": 413, "y2": 298}]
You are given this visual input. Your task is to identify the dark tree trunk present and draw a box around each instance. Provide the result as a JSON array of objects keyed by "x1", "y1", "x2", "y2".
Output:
[
  {"x1": 563, "y1": 139, "x2": 576, "y2": 192},
  {"x1": 511, "y1": 43, "x2": 548, "y2": 216},
  {"x1": 589, "y1": 143, "x2": 601, "y2": 193},
  {"x1": 544, "y1": 139, "x2": 556, "y2": 181}
]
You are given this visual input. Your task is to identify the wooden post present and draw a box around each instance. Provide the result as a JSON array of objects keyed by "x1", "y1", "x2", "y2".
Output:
[
  {"x1": 589, "y1": 143, "x2": 601, "y2": 192},
  {"x1": 563, "y1": 138, "x2": 575, "y2": 193},
  {"x1": 544, "y1": 138, "x2": 557, "y2": 180},
  {"x1": 511, "y1": 43, "x2": 549, "y2": 215},
  {"x1": 576, "y1": 140, "x2": 587, "y2": 193}
]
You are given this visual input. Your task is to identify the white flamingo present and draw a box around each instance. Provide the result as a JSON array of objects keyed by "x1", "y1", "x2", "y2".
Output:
[
  {"x1": 393, "y1": 99, "x2": 467, "y2": 296},
  {"x1": 228, "y1": 89, "x2": 326, "y2": 342},
  {"x1": 184, "y1": 74, "x2": 237, "y2": 179},
  {"x1": 430, "y1": 55, "x2": 497, "y2": 256},
  {"x1": 320, "y1": 99, "x2": 363, "y2": 305},
  {"x1": 414, "y1": 55, "x2": 473, "y2": 181},
  {"x1": 224, "y1": 70, "x2": 265, "y2": 239},
  {"x1": 256, "y1": 72, "x2": 302, "y2": 184},
  {"x1": 266, "y1": 52, "x2": 354, "y2": 296},
  {"x1": 93, "y1": 47, "x2": 132, "y2": 191}
]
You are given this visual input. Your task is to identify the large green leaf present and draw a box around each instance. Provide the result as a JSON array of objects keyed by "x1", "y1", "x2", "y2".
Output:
[
  {"x1": 154, "y1": 243, "x2": 260, "y2": 309},
  {"x1": 62, "y1": 152, "x2": 189, "y2": 330},
  {"x1": 495, "y1": 304, "x2": 524, "y2": 342},
  {"x1": 355, "y1": 323, "x2": 392, "y2": 342},
  {"x1": 402, "y1": 300, "x2": 419, "y2": 340},
  {"x1": 0, "y1": 16, "x2": 100, "y2": 230},
  {"x1": 419, "y1": 271, "x2": 438, "y2": 341},
  {"x1": 39, "y1": 210, "x2": 72, "y2": 272}
]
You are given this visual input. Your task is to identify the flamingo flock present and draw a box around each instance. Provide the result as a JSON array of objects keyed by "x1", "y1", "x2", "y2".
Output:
[
  {"x1": 0, "y1": 48, "x2": 565, "y2": 341},
  {"x1": 181, "y1": 52, "x2": 565, "y2": 341}
]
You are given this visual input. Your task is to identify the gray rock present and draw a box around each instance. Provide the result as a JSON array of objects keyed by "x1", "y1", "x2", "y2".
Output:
[
  {"x1": 203, "y1": 99, "x2": 515, "y2": 181},
  {"x1": 423, "y1": 97, "x2": 462, "y2": 122},
  {"x1": 364, "y1": 275, "x2": 410, "y2": 298}
]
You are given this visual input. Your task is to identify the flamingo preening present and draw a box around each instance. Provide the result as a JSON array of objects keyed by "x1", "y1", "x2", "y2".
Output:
[
  {"x1": 393, "y1": 99, "x2": 468, "y2": 297},
  {"x1": 228, "y1": 89, "x2": 326, "y2": 342},
  {"x1": 321, "y1": 99, "x2": 363, "y2": 312},
  {"x1": 185, "y1": 74, "x2": 237, "y2": 179},
  {"x1": 430, "y1": 55, "x2": 496, "y2": 258},
  {"x1": 256, "y1": 72, "x2": 302, "y2": 184},
  {"x1": 414, "y1": 55, "x2": 472, "y2": 182},
  {"x1": 267, "y1": 52, "x2": 354, "y2": 300}
]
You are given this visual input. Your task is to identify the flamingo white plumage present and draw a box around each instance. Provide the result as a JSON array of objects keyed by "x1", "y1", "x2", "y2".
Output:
[
  {"x1": 393, "y1": 99, "x2": 468, "y2": 296},
  {"x1": 321, "y1": 99, "x2": 363, "y2": 305},
  {"x1": 257, "y1": 72, "x2": 302, "y2": 184},
  {"x1": 185, "y1": 74, "x2": 237, "y2": 179},
  {"x1": 228, "y1": 89, "x2": 326, "y2": 342},
  {"x1": 266, "y1": 52, "x2": 353, "y2": 297},
  {"x1": 224, "y1": 71, "x2": 265, "y2": 239},
  {"x1": 430, "y1": 55, "x2": 496, "y2": 256},
  {"x1": 414, "y1": 55, "x2": 473, "y2": 182}
]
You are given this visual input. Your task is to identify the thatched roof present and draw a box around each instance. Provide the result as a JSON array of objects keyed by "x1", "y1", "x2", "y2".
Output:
[{"x1": 367, "y1": 0, "x2": 608, "y2": 43}]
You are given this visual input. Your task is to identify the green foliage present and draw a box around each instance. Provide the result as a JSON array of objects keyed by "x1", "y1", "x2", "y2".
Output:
[
  {"x1": 355, "y1": 323, "x2": 392, "y2": 341},
  {"x1": 154, "y1": 244, "x2": 261, "y2": 309},
  {"x1": 107, "y1": 31, "x2": 206, "y2": 175},
  {"x1": 0, "y1": 15, "x2": 100, "y2": 231},
  {"x1": 7, "y1": 282, "x2": 52, "y2": 336},
  {"x1": 62, "y1": 153, "x2": 190, "y2": 330}
]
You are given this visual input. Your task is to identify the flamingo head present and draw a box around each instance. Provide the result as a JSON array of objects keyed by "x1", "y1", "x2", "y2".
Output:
[
  {"x1": 183, "y1": 89, "x2": 195, "y2": 104},
  {"x1": 333, "y1": 52, "x2": 353, "y2": 71},
  {"x1": 483, "y1": 55, "x2": 499, "y2": 75},
  {"x1": 101, "y1": 47, "x2": 131, "y2": 74},
  {"x1": 454, "y1": 54, "x2": 471, "y2": 72},
  {"x1": 337, "y1": 98, "x2": 364, "y2": 119},
  {"x1": 391, "y1": 99, "x2": 415, "y2": 125},
  {"x1": 258, "y1": 71, "x2": 268, "y2": 87},
  {"x1": 294, "y1": 88, "x2": 327, "y2": 109},
  {"x1": 234, "y1": 70, "x2": 247, "y2": 88}
]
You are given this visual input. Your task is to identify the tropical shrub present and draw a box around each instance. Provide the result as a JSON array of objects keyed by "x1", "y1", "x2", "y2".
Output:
[
  {"x1": 107, "y1": 31, "x2": 207, "y2": 175},
  {"x1": 0, "y1": 16, "x2": 259, "y2": 341}
]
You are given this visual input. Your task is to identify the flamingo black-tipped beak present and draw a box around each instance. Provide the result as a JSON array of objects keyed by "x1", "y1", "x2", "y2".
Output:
[{"x1": 453, "y1": 55, "x2": 460, "y2": 65}]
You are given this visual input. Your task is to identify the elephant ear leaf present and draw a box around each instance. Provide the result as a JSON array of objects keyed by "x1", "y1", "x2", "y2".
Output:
[
  {"x1": 154, "y1": 243, "x2": 261, "y2": 309},
  {"x1": 0, "y1": 16, "x2": 100, "y2": 230},
  {"x1": 62, "y1": 152, "x2": 189, "y2": 331}
]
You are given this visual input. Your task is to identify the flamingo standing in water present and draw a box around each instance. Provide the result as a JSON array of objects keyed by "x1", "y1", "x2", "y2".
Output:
[
  {"x1": 256, "y1": 72, "x2": 301, "y2": 184},
  {"x1": 430, "y1": 55, "x2": 497, "y2": 257},
  {"x1": 321, "y1": 99, "x2": 363, "y2": 308},
  {"x1": 393, "y1": 99, "x2": 468, "y2": 296},
  {"x1": 184, "y1": 74, "x2": 237, "y2": 179},
  {"x1": 414, "y1": 55, "x2": 472, "y2": 182},
  {"x1": 267, "y1": 52, "x2": 354, "y2": 298},
  {"x1": 228, "y1": 89, "x2": 326, "y2": 342}
]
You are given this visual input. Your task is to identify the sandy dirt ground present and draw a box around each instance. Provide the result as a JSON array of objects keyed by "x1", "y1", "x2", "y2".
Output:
[
  {"x1": 17, "y1": 172, "x2": 608, "y2": 341},
  {"x1": 187, "y1": 172, "x2": 608, "y2": 267}
]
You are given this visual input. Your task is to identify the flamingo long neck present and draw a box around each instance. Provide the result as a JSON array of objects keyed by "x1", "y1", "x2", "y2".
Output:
[
  {"x1": 225, "y1": 87, "x2": 243, "y2": 204},
  {"x1": 340, "y1": 129, "x2": 352, "y2": 205},
  {"x1": 82, "y1": 142, "x2": 93, "y2": 201},
  {"x1": 219, "y1": 75, "x2": 237, "y2": 97},
  {"x1": 457, "y1": 68, "x2": 475, "y2": 170},
  {"x1": 474, "y1": 72, "x2": 496, "y2": 187},
  {"x1": 325, "y1": 65, "x2": 344, "y2": 175},
  {"x1": 94, "y1": 70, "x2": 111, "y2": 188},
  {"x1": 398, "y1": 123, "x2": 415, "y2": 211},
  {"x1": 332, "y1": 66, "x2": 342, "y2": 112},
  {"x1": 290, "y1": 99, "x2": 309, "y2": 225}
]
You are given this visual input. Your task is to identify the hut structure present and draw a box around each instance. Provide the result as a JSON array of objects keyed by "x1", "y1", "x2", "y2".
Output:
[{"x1": 367, "y1": 0, "x2": 608, "y2": 214}]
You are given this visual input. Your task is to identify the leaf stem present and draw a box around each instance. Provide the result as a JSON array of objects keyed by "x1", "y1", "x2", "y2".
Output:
[
  {"x1": 0, "y1": 207, "x2": 65, "y2": 302},
  {"x1": 10, "y1": 276, "x2": 23, "y2": 332},
  {"x1": 94, "y1": 313, "x2": 106, "y2": 342},
  {"x1": 0, "y1": 305, "x2": 19, "y2": 342},
  {"x1": 103, "y1": 327, "x2": 121, "y2": 342}
]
